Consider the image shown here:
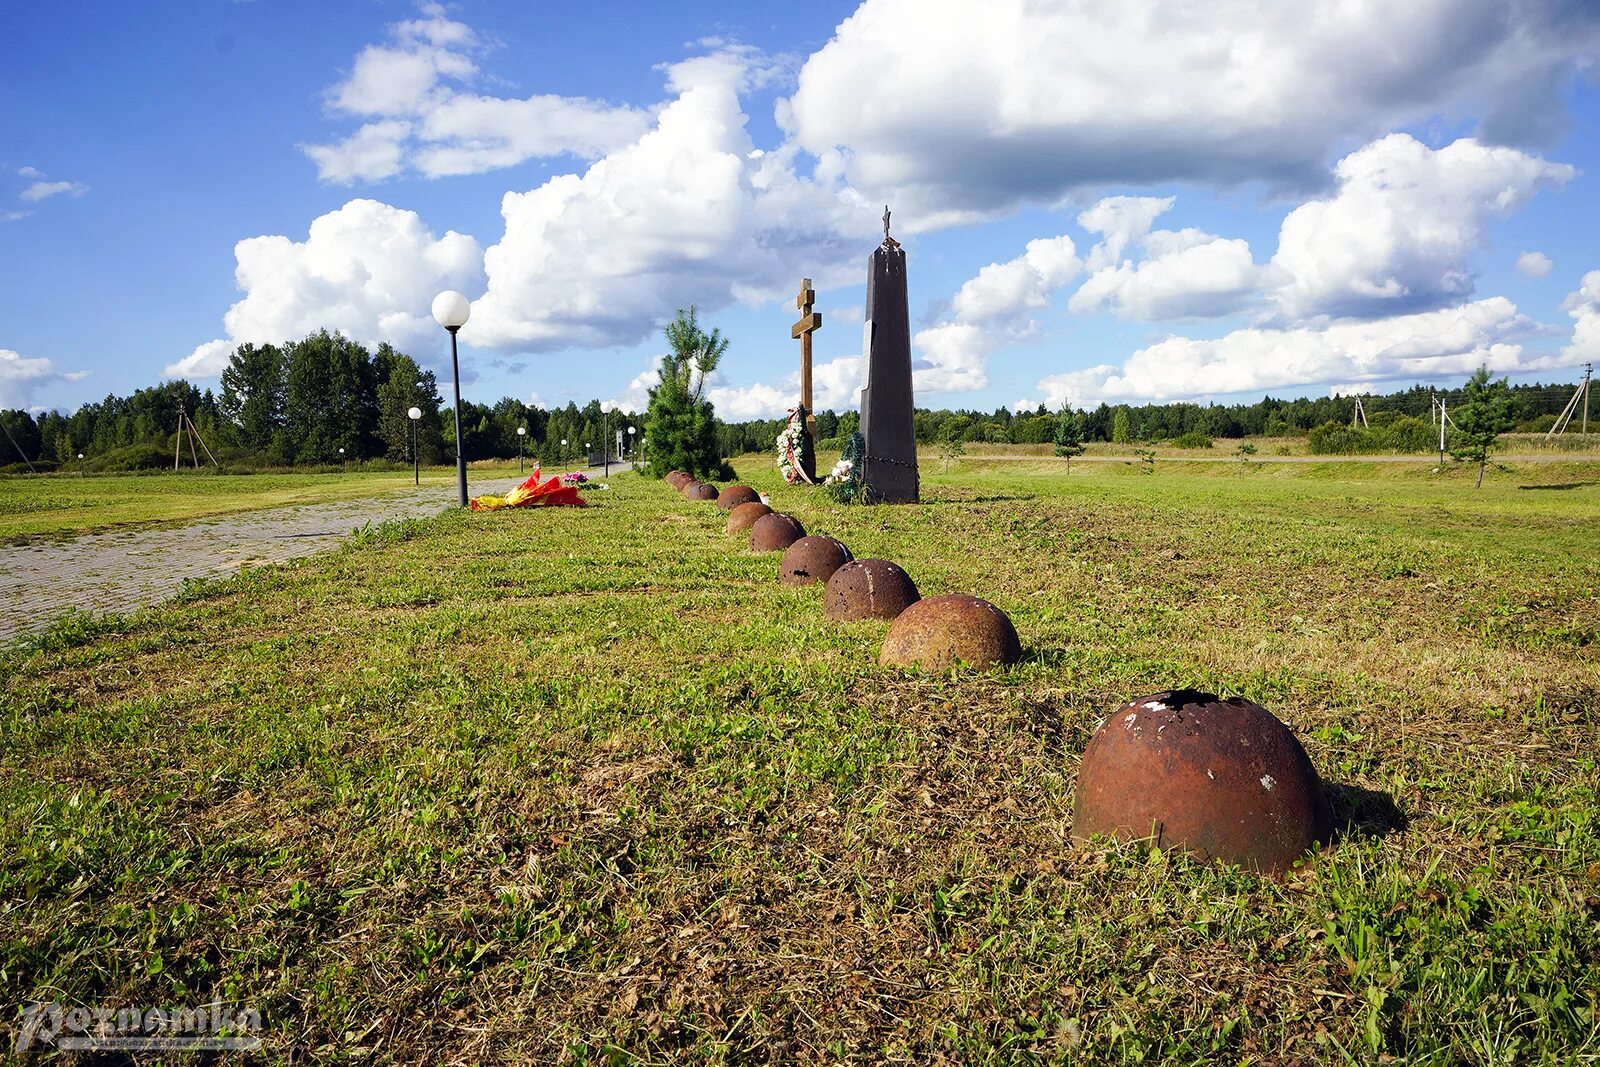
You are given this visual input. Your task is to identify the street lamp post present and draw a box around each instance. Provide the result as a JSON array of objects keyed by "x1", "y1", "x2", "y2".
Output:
[
  {"x1": 517, "y1": 425, "x2": 527, "y2": 474},
  {"x1": 560, "y1": 438, "x2": 568, "y2": 467},
  {"x1": 407, "y1": 406, "x2": 422, "y2": 485},
  {"x1": 431, "y1": 291, "x2": 472, "y2": 507},
  {"x1": 600, "y1": 401, "x2": 612, "y2": 477},
  {"x1": 627, "y1": 425, "x2": 636, "y2": 462}
]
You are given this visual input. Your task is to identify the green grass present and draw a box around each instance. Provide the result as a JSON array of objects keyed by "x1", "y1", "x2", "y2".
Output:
[
  {"x1": 2, "y1": 460, "x2": 1597, "y2": 1063},
  {"x1": 0, "y1": 467, "x2": 493, "y2": 543}
]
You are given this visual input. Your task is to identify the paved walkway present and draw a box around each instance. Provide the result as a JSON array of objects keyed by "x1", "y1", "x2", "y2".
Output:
[{"x1": 0, "y1": 469, "x2": 605, "y2": 643}]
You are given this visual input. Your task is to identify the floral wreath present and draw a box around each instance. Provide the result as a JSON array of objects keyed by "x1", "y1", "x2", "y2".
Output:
[
  {"x1": 776, "y1": 404, "x2": 815, "y2": 484},
  {"x1": 822, "y1": 431, "x2": 866, "y2": 503}
]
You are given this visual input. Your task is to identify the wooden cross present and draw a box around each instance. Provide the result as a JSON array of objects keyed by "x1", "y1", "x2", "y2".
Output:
[{"x1": 791, "y1": 277, "x2": 822, "y2": 434}]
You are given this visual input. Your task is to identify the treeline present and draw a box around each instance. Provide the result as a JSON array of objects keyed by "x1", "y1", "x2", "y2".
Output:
[
  {"x1": 2, "y1": 338, "x2": 1585, "y2": 473},
  {"x1": 717, "y1": 379, "x2": 1586, "y2": 454},
  {"x1": 0, "y1": 331, "x2": 642, "y2": 473}
]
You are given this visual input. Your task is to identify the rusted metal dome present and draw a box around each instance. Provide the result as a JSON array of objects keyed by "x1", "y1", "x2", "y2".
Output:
[
  {"x1": 823, "y1": 559, "x2": 920, "y2": 622},
  {"x1": 879, "y1": 594, "x2": 1022, "y2": 669},
  {"x1": 684, "y1": 481, "x2": 719, "y2": 501},
  {"x1": 780, "y1": 536, "x2": 854, "y2": 586},
  {"x1": 716, "y1": 484, "x2": 761, "y2": 511},
  {"x1": 1073, "y1": 690, "x2": 1334, "y2": 875},
  {"x1": 748, "y1": 513, "x2": 806, "y2": 553},
  {"x1": 666, "y1": 470, "x2": 692, "y2": 489},
  {"x1": 725, "y1": 501, "x2": 773, "y2": 535}
]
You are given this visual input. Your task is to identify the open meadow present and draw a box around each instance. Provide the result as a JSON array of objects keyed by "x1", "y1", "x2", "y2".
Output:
[
  {"x1": 1, "y1": 456, "x2": 1596, "y2": 1063},
  {"x1": 0, "y1": 469, "x2": 479, "y2": 545}
]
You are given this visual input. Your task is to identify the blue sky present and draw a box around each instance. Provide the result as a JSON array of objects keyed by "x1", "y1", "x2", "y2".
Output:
[{"x1": 3, "y1": 0, "x2": 1599, "y2": 418}]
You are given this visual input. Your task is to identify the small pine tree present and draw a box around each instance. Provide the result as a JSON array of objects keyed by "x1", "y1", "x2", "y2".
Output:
[
  {"x1": 644, "y1": 307, "x2": 730, "y2": 480},
  {"x1": 937, "y1": 424, "x2": 966, "y2": 470},
  {"x1": 1111, "y1": 407, "x2": 1132, "y2": 444},
  {"x1": 1449, "y1": 366, "x2": 1519, "y2": 488},
  {"x1": 1053, "y1": 409, "x2": 1084, "y2": 471}
]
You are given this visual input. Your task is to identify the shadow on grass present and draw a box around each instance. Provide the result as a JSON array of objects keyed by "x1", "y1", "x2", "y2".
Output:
[
  {"x1": 919, "y1": 493, "x2": 1034, "y2": 505},
  {"x1": 1325, "y1": 781, "x2": 1408, "y2": 842},
  {"x1": 1517, "y1": 481, "x2": 1597, "y2": 491}
]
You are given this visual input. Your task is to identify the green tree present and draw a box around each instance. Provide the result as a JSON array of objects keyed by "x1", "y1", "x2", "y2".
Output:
[
  {"x1": 1111, "y1": 407, "x2": 1132, "y2": 444},
  {"x1": 0, "y1": 409, "x2": 41, "y2": 467},
  {"x1": 372, "y1": 345, "x2": 441, "y2": 463},
  {"x1": 282, "y1": 331, "x2": 376, "y2": 464},
  {"x1": 1450, "y1": 366, "x2": 1519, "y2": 488},
  {"x1": 661, "y1": 305, "x2": 729, "y2": 401},
  {"x1": 1053, "y1": 409, "x2": 1085, "y2": 471},
  {"x1": 219, "y1": 343, "x2": 286, "y2": 452},
  {"x1": 644, "y1": 308, "x2": 728, "y2": 479}
]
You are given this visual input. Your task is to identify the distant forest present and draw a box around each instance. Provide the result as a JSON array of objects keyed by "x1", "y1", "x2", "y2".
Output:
[
  {"x1": 0, "y1": 330, "x2": 1589, "y2": 472},
  {"x1": 0, "y1": 331, "x2": 643, "y2": 473}
]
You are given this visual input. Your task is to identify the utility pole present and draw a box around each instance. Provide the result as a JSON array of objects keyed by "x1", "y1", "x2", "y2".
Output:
[
  {"x1": 1545, "y1": 363, "x2": 1592, "y2": 439},
  {"x1": 1352, "y1": 396, "x2": 1369, "y2": 429},
  {"x1": 172, "y1": 404, "x2": 219, "y2": 470},
  {"x1": 1437, "y1": 397, "x2": 1448, "y2": 465}
]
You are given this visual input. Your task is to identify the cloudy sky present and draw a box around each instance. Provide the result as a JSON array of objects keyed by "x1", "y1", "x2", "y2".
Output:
[{"x1": 4, "y1": 0, "x2": 1600, "y2": 417}]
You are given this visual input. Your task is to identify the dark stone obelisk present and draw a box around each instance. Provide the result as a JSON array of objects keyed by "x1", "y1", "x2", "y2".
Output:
[{"x1": 859, "y1": 207, "x2": 919, "y2": 503}]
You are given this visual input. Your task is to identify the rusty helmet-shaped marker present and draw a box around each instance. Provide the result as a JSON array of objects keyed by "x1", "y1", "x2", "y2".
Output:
[
  {"x1": 780, "y1": 536, "x2": 854, "y2": 586},
  {"x1": 716, "y1": 484, "x2": 761, "y2": 511},
  {"x1": 1073, "y1": 690, "x2": 1334, "y2": 875},
  {"x1": 749, "y1": 513, "x2": 806, "y2": 553},
  {"x1": 666, "y1": 470, "x2": 692, "y2": 489},
  {"x1": 880, "y1": 594, "x2": 1022, "y2": 670},
  {"x1": 725, "y1": 501, "x2": 772, "y2": 535},
  {"x1": 684, "y1": 482, "x2": 719, "y2": 501},
  {"x1": 823, "y1": 559, "x2": 920, "y2": 622}
]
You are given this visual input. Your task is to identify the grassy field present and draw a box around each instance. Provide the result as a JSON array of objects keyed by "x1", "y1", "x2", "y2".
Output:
[
  {"x1": 0, "y1": 464, "x2": 534, "y2": 544},
  {"x1": 1, "y1": 458, "x2": 1596, "y2": 1063}
]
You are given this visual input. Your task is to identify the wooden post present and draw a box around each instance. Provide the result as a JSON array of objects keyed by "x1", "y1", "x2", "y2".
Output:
[{"x1": 792, "y1": 278, "x2": 821, "y2": 438}]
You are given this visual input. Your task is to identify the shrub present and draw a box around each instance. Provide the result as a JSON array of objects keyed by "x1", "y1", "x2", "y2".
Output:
[
  {"x1": 1170, "y1": 431, "x2": 1213, "y2": 449},
  {"x1": 1309, "y1": 422, "x2": 1379, "y2": 455},
  {"x1": 1310, "y1": 417, "x2": 1436, "y2": 455},
  {"x1": 86, "y1": 443, "x2": 176, "y2": 472}
]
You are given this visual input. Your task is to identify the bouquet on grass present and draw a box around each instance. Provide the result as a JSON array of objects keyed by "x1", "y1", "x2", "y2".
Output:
[{"x1": 470, "y1": 466, "x2": 587, "y2": 510}]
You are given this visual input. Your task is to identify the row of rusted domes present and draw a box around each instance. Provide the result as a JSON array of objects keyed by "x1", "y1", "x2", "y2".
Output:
[
  {"x1": 669, "y1": 470, "x2": 1024, "y2": 671},
  {"x1": 660, "y1": 470, "x2": 1334, "y2": 875}
]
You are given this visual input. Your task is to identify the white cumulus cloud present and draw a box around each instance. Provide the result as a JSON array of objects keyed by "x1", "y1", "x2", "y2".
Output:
[
  {"x1": 1517, "y1": 251, "x2": 1555, "y2": 278},
  {"x1": 787, "y1": 0, "x2": 1600, "y2": 219},
  {"x1": 1, "y1": 349, "x2": 89, "y2": 409},
  {"x1": 165, "y1": 199, "x2": 483, "y2": 378},
  {"x1": 466, "y1": 47, "x2": 876, "y2": 352},
  {"x1": 1271, "y1": 134, "x2": 1574, "y2": 320},
  {"x1": 1036, "y1": 297, "x2": 1558, "y2": 408},
  {"x1": 911, "y1": 235, "x2": 1081, "y2": 393},
  {"x1": 301, "y1": 6, "x2": 651, "y2": 183},
  {"x1": 1070, "y1": 198, "x2": 1267, "y2": 321},
  {"x1": 21, "y1": 180, "x2": 88, "y2": 203},
  {"x1": 1562, "y1": 270, "x2": 1600, "y2": 362}
]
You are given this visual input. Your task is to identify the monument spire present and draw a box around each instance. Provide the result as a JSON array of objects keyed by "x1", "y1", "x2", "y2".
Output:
[{"x1": 859, "y1": 209, "x2": 918, "y2": 503}]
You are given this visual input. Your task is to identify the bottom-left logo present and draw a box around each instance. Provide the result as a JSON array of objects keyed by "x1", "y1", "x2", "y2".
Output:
[{"x1": 14, "y1": 1001, "x2": 263, "y2": 1052}]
